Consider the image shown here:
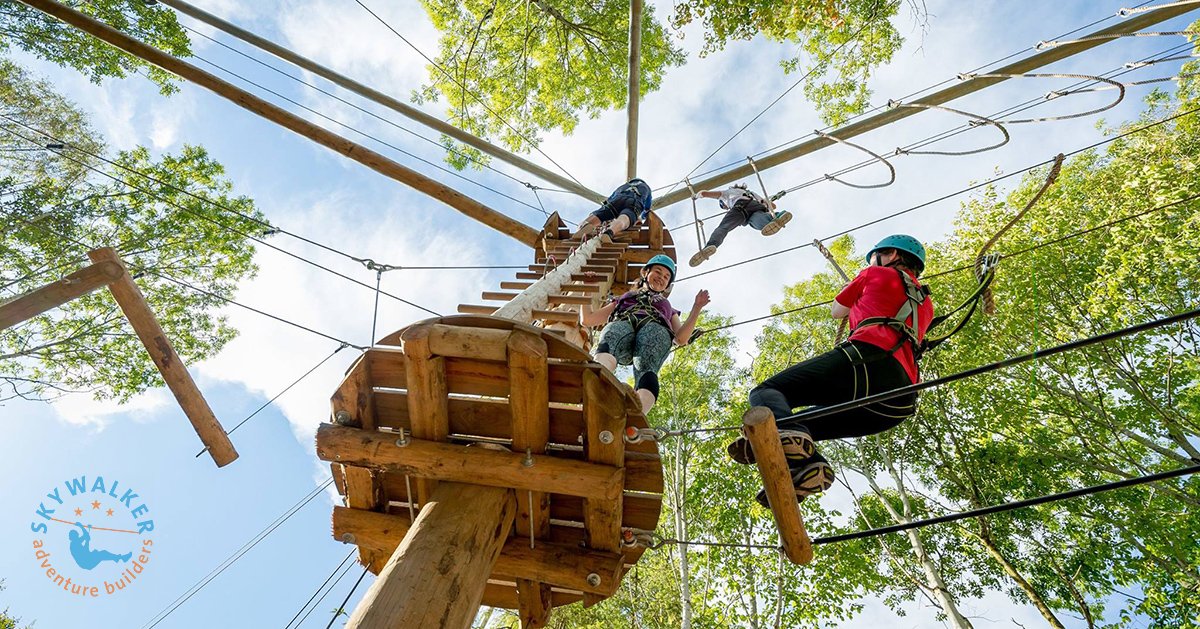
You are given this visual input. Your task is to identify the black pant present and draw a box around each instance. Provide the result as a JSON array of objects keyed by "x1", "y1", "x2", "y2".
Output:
[
  {"x1": 749, "y1": 341, "x2": 917, "y2": 442},
  {"x1": 706, "y1": 199, "x2": 770, "y2": 248}
]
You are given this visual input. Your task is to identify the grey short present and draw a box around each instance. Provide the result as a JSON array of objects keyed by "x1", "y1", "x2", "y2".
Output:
[{"x1": 595, "y1": 319, "x2": 673, "y2": 384}]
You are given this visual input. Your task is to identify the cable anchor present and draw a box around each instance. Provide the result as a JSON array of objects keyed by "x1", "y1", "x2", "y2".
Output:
[{"x1": 624, "y1": 426, "x2": 668, "y2": 444}]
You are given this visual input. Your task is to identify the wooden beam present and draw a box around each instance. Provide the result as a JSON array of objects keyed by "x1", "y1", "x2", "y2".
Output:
[
  {"x1": 517, "y1": 579, "x2": 552, "y2": 629},
  {"x1": 626, "y1": 0, "x2": 643, "y2": 180},
  {"x1": 331, "y1": 353, "x2": 376, "y2": 429},
  {"x1": 425, "y1": 324, "x2": 511, "y2": 361},
  {"x1": 334, "y1": 506, "x2": 625, "y2": 596},
  {"x1": 343, "y1": 483, "x2": 514, "y2": 629},
  {"x1": 508, "y1": 331, "x2": 551, "y2": 541},
  {"x1": 87, "y1": 248, "x2": 237, "y2": 467},
  {"x1": 316, "y1": 423, "x2": 623, "y2": 499},
  {"x1": 0, "y1": 260, "x2": 122, "y2": 331},
  {"x1": 742, "y1": 407, "x2": 812, "y2": 565},
  {"x1": 343, "y1": 465, "x2": 383, "y2": 568},
  {"x1": 16, "y1": 0, "x2": 541, "y2": 247},
  {"x1": 400, "y1": 325, "x2": 449, "y2": 506},
  {"x1": 651, "y1": 2, "x2": 1200, "y2": 209}
]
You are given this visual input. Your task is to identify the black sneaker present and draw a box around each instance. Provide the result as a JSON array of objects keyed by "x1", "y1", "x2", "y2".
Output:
[
  {"x1": 754, "y1": 458, "x2": 835, "y2": 508},
  {"x1": 727, "y1": 428, "x2": 814, "y2": 466}
]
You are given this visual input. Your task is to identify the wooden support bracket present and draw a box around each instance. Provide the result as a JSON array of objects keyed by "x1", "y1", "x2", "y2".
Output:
[{"x1": 0, "y1": 259, "x2": 123, "y2": 331}]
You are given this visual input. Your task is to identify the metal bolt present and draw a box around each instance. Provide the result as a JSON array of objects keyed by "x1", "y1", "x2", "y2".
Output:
[
  {"x1": 522, "y1": 447, "x2": 534, "y2": 468},
  {"x1": 586, "y1": 573, "x2": 601, "y2": 587},
  {"x1": 395, "y1": 431, "x2": 410, "y2": 447},
  {"x1": 340, "y1": 533, "x2": 356, "y2": 544},
  {"x1": 598, "y1": 430, "x2": 614, "y2": 444},
  {"x1": 334, "y1": 410, "x2": 352, "y2": 425}
]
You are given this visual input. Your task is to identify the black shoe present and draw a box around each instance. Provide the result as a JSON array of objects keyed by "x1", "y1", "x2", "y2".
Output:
[{"x1": 727, "y1": 428, "x2": 814, "y2": 465}]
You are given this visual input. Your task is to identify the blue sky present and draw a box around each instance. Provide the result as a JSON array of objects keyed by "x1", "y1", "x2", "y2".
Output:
[{"x1": 2, "y1": 0, "x2": 1197, "y2": 627}]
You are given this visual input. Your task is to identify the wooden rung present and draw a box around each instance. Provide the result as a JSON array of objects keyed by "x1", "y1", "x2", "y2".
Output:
[
  {"x1": 482, "y1": 291, "x2": 518, "y2": 302},
  {"x1": 547, "y1": 294, "x2": 592, "y2": 306},
  {"x1": 528, "y1": 264, "x2": 615, "y2": 273},
  {"x1": 515, "y1": 272, "x2": 543, "y2": 280},
  {"x1": 458, "y1": 304, "x2": 498, "y2": 315},
  {"x1": 571, "y1": 273, "x2": 611, "y2": 283},
  {"x1": 559, "y1": 283, "x2": 600, "y2": 294},
  {"x1": 500, "y1": 281, "x2": 534, "y2": 290},
  {"x1": 533, "y1": 309, "x2": 579, "y2": 324},
  {"x1": 742, "y1": 407, "x2": 813, "y2": 565}
]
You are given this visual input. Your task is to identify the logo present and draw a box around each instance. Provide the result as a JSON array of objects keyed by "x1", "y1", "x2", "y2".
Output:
[{"x1": 29, "y1": 475, "x2": 155, "y2": 597}]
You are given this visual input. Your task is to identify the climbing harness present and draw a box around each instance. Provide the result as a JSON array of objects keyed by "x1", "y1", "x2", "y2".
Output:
[{"x1": 850, "y1": 266, "x2": 933, "y2": 357}]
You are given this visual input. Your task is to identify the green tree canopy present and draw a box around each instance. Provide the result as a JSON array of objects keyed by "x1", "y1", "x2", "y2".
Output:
[
  {"x1": 0, "y1": 0, "x2": 190, "y2": 94},
  {"x1": 0, "y1": 60, "x2": 264, "y2": 402}
]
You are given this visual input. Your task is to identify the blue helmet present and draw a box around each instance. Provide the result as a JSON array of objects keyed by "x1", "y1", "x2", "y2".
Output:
[
  {"x1": 643, "y1": 254, "x2": 676, "y2": 284},
  {"x1": 866, "y1": 235, "x2": 926, "y2": 274}
]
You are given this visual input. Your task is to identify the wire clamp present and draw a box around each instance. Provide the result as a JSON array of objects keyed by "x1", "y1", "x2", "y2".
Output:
[{"x1": 624, "y1": 426, "x2": 668, "y2": 444}]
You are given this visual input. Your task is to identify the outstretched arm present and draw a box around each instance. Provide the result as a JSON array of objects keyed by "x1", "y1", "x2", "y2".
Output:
[
  {"x1": 830, "y1": 300, "x2": 850, "y2": 319},
  {"x1": 674, "y1": 289, "x2": 711, "y2": 345},
  {"x1": 695, "y1": 190, "x2": 722, "y2": 200},
  {"x1": 581, "y1": 300, "x2": 617, "y2": 327}
]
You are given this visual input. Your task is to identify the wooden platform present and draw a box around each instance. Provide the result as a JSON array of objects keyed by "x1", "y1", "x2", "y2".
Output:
[{"x1": 318, "y1": 315, "x2": 664, "y2": 619}]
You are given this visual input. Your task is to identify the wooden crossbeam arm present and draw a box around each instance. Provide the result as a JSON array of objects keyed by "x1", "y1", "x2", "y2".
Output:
[
  {"x1": 316, "y1": 423, "x2": 624, "y2": 499},
  {"x1": 742, "y1": 407, "x2": 812, "y2": 564},
  {"x1": 0, "y1": 259, "x2": 122, "y2": 331},
  {"x1": 16, "y1": 0, "x2": 541, "y2": 247},
  {"x1": 155, "y1": 0, "x2": 605, "y2": 205},
  {"x1": 651, "y1": 2, "x2": 1200, "y2": 209},
  {"x1": 88, "y1": 248, "x2": 238, "y2": 467}
]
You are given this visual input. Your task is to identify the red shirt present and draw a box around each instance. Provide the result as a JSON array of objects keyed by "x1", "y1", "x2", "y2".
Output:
[{"x1": 835, "y1": 265, "x2": 934, "y2": 383}]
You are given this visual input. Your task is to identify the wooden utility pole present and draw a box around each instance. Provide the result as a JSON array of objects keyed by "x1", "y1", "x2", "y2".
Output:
[
  {"x1": 154, "y1": 0, "x2": 604, "y2": 205},
  {"x1": 17, "y1": 0, "x2": 541, "y2": 247},
  {"x1": 651, "y1": 2, "x2": 1200, "y2": 209},
  {"x1": 626, "y1": 0, "x2": 643, "y2": 180}
]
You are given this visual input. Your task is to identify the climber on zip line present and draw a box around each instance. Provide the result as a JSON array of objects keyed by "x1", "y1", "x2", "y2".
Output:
[
  {"x1": 580, "y1": 255, "x2": 710, "y2": 414},
  {"x1": 689, "y1": 184, "x2": 792, "y2": 267},
  {"x1": 572, "y1": 178, "x2": 654, "y2": 241},
  {"x1": 730, "y1": 235, "x2": 934, "y2": 507}
]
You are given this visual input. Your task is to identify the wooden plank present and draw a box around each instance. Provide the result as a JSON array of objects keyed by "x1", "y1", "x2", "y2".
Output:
[
  {"x1": 508, "y1": 331, "x2": 550, "y2": 540},
  {"x1": 547, "y1": 294, "x2": 592, "y2": 306},
  {"x1": 343, "y1": 465, "x2": 382, "y2": 568},
  {"x1": 317, "y1": 424, "x2": 624, "y2": 499},
  {"x1": 87, "y1": 248, "x2": 237, "y2": 467},
  {"x1": 743, "y1": 406, "x2": 813, "y2": 565},
  {"x1": 500, "y1": 281, "x2": 534, "y2": 290},
  {"x1": 16, "y1": 0, "x2": 542, "y2": 248},
  {"x1": 533, "y1": 309, "x2": 579, "y2": 324},
  {"x1": 458, "y1": 304, "x2": 498, "y2": 315},
  {"x1": 0, "y1": 260, "x2": 122, "y2": 331},
  {"x1": 343, "y1": 483, "x2": 514, "y2": 628},
  {"x1": 582, "y1": 369, "x2": 627, "y2": 554},
  {"x1": 334, "y1": 507, "x2": 625, "y2": 596},
  {"x1": 331, "y1": 353, "x2": 375, "y2": 429},
  {"x1": 373, "y1": 393, "x2": 586, "y2": 445},
  {"x1": 482, "y1": 291, "x2": 518, "y2": 302},
  {"x1": 401, "y1": 325, "x2": 449, "y2": 507}
]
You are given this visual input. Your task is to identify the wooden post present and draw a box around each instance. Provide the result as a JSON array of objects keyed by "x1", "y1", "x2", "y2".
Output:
[
  {"x1": 400, "y1": 325, "x2": 449, "y2": 506},
  {"x1": 581, "y1": 368, "x2": 627, "y2": 607},
  {"x1": 741, "y1": 407, "x2": 813, "y2": 565},
  {"x1": 16, "y1": 0, "x2": 541, "y2": 248},
  {"x1": 344, "y1": 482, "x2": 515, "y2": 629},
  {"x1": 626, "y1": 0, "x2": 643, "y2": 180},
  {"x1": 87, "y1": 248, "x2": 238, "y2": 467},
  {"x1": 155, "y1": 0, "x2": 605, "y2": 205},
  {"x1": 0, "y1": 260, "x2": 122, "y2": 331}
]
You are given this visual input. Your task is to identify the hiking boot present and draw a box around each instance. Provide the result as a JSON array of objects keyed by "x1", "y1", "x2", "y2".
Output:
[
  {"x1": 761, "y1": 211, "x2": 792, "y2": 236},
  {"x1": 689, "y1": 245, "x2": 717, "y2": 267},
  {"x1": 754, "y1": 458, "x2": 835, "y2": 508},
  {"x1": 726, "y1": 428, "x2": 814, "y2": 466}
]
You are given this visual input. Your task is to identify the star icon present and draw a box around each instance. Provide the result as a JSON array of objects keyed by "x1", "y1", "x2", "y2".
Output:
[
  {"x1": 106, "y1": 508, "x2": 114, "y2": 516},
  {"x1": 91, "y1": 500, "x2": 101, "y2": 509},
  {"x1": 74, "y1": 508, "x2": 83, "y2": 516}
]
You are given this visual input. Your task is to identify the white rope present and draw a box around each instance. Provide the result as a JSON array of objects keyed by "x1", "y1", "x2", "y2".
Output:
[
  {"x1": 958, "y1": 72, "x2": 1126, "y2": 124},
  {"x1": 814, "y1": 130, "x2": 897, "y2": 189},
  {"x1": 887, "y1": 100, "x2": 1011, "y2": 156}
]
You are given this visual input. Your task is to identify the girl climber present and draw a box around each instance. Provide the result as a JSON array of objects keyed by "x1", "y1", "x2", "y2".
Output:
[
  {"x1": 689, "y1": 184, "x2": 792, "y2": 267},
  {"x1": 730, "y1": 235, "x2": 934, "y2": 506},
  {"x1": 580, "y1": 255, "x2": 710, "y2": 414},
  {"x1": 573, "y1": 178, "x2": 653, "y2": 241}
]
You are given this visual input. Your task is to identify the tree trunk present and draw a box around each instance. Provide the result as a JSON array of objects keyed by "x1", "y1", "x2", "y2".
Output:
[
  {"x1": 871, "y1": 442, "x2": 974, "y2": 629},
  {"x1": 674, "y1": 438, "x2": 693, "y2": 629},
  {"x1": 972, "y1": 524, "x2": 1065, "y2": 628}
]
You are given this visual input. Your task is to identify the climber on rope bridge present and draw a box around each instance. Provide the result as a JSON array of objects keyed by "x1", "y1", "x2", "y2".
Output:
[
  {"x1": 730, "y1": 235, "x2": 934, "y2": 507},
  {"x1": 580, "y1": 255, "x2": 710, "y2": 414},
  {"x1": 689, "y1": 184, "x2": 792, "y2": 267},
  {"x1": 572, "y1": 178, "x2": 654, "y2": 241}
]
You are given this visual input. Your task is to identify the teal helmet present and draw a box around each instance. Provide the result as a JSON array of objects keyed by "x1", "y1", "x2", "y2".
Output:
[
  {"x1": 866, "y1": 235, "x2": 926, "y2": 274},
  {"x1": 643, "y1": 254, "x2": 677, "y2": 284}
]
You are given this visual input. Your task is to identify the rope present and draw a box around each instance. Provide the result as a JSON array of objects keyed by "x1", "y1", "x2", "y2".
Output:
[
  {"x1": 1118, "y1": 0, "x2": 1200, "y2": 16},
  {"x1": 887, "y1": 101, "x2": 1011, "y2": 157},
  {"x1": 957, "y1": 72, "x2": 1126, "y2": 124},
  {"x1": 813, "y1": 130, "x2": 896, "y2": 189},
  {"x1": 1037, "y1": 30, "x2": 1199, "y2": 50}
]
